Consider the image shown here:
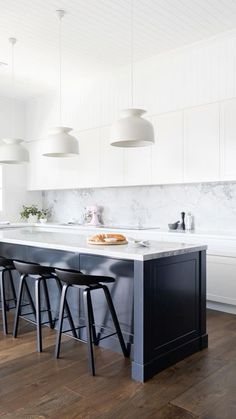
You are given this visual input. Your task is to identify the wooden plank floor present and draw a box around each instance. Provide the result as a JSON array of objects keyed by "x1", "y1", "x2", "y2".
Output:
[{"x1": 0, "y1": 309, "x2": 236, "y2": 418}]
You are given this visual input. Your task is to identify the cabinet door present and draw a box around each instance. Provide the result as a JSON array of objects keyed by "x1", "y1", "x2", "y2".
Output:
[
  {"x1": 220, "y1": 99, "x2": 236, "y2": 180},
  {"x1": 184, "y1": 103, "x2": 220, "y2": 182},
  {"x1": 124, "y1": 142, "x2": 152, "y2": 186},
  {"x1": 28, "y1": 128, "x2": 99, "y2": 190},
  {"x1": 100, "y1": 126, "x2": 124, "y2": 187},
  {"x1": 151, "y1": 111, "x2": 184, "y2": 184},
  {"x1": 77, "y1": 128, "x2": 100, "y2": 188},
  {"x1": 207, "y1": 255, "x2": 236, "y2": 306},
  {"x1": 27, "y1": 141, "x2": 80, "y2": 190}
]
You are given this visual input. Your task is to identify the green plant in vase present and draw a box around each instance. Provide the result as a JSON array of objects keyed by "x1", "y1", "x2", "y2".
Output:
[
  {"x1": 20, "y1": 205, "x2": 40, "y2": 223},
  {"x1": 38, "y1": 208, "x2": 52, "y2": 224}
]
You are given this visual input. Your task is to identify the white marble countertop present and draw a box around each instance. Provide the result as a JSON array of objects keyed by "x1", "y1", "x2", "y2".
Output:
[
  {"x1": 2, "y1": 222, "x2": 236, "y2": 240},
  {"x1": 0, "y1": 227, "x2": 207, "y2": 261},
  {"x1": 33, "y1": 223, "x2": 236, "y2": 240}
]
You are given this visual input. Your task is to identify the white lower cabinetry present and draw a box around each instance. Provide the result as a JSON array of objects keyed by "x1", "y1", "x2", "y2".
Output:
[
  {"x1": 207, "y1": 255, "x2": 236, "y2": 307},
  {"x1": 158, "y1": 231, "x2": 236, "y2": 314}
]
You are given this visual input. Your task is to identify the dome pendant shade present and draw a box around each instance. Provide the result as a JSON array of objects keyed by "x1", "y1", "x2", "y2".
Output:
[
  {"x1": 0, "y1": 138, "x2": 29, "y2": 164},
  {"x1": 110, "y1": 109, "x2": 154, "y2": 147},
  {"x1": 42, "y1": 127, "x2": 79, "y2": 157}
]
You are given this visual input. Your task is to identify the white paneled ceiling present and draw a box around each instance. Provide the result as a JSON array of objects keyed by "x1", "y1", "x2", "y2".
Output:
[{"x1": 1, "y1": 0, "x2": 236, "y2": 98}]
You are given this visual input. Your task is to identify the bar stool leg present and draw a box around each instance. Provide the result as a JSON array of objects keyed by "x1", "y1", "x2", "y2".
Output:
[
  {"x1": 87, "y1": 291, "x2": 98, "y2": 346},
  {"x1": 42, "y1": 280, "x2": 54, "y2": 329},
  {"x1": 83, "y1": 288, "x2": 95, "y2": 376},
  {"x1": 13, "y1": 274, "x2": 26, "y2": 338},
  {"x1": 24, "y1": 280, "x2": 36, "y2": 318},
  {"x1": 55, "y1": 279, "x2": 77, "y2": 338},
  {"x1": 35, "y1": 278, "x2": 43, "y2": 352},
  {"x1": 8, "y1": 269, "x2": 17, "y2": 305},
  {"x1": 102, "y1": 285, "x2": 129, "y2": 358},
  {"x1": 55, "y1": 283, "x2": 69, "y2": 358},
  {"x1": 0, "y1": 269, "x2": 8, "y2": 334}
]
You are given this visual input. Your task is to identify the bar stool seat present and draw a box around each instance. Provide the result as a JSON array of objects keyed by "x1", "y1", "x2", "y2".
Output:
[
  {"x1": 0, "y1": 257, "x2": 15, "y2": 269},
  {"x1": 13, "y1": 261, "x2": 58, "y2": 352},
  {"x1": 55, "y1": 268, "x2": 129, "y2": 376},
  {"x1": 13, "y1": 261, "x2": 77, "y2": 352},
  {"x1": 13, "y1": 260, "x2": 55, "y2": 277},
  {"x1": 0, "y1": 257, "x2": 17, "y2": 334}
]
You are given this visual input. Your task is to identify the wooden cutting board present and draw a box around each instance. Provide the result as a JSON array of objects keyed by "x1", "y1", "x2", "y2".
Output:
[{"x1": 87, "y1": 239, "x2": 128, "y2": 245}]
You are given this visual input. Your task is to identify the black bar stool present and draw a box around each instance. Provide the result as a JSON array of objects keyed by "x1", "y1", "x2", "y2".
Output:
[
  {"x1": 0, "y1": 257, "x2": 17, "y2": 334},
  {"x1": 55, "y1": 268, "x2": 129, "y2": 376},
  {"x1": 13, "y1": 261, "x2": 76, "y2": 352}
]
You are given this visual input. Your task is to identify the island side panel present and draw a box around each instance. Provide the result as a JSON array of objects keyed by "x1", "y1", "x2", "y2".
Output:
[
  {"x1": 132, "y1": 250, "x2": 208, "y2": 382},
  {"x1": 199, "y1": 250, "x2": 208, "y2": 348}
]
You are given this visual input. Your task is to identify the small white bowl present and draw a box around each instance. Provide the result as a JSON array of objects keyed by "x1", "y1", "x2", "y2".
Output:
[
  {"x1": 39, "y1": 218, "x2": 47, "y2": 224},
  {"x1": 128, "y1": 238, "x2": 142, "y2": 246},
  {"x1": 128, "y1": 238, "x2": 150, "y2": 247}
]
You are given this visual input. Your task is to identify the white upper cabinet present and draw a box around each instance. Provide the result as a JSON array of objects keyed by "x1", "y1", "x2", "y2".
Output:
[
  {"x1": 220, "y1": 99, "x2": 236, "y2": 180},
  {"x1": 27, "y1": 128, "x2": 99, "y2": 190},
  {"x1": 184, "y1": 103, "x2": 220, "y2": 183},
  {"x1": 28, "y1": 102, "x2": 234, "y2": 190},
  {"x1": 122, "y1": 115, "x2": 152, "y2": 186},
  {"x1": 124, "y1": 146, "x2": 152, "y2": 186},
  {"x1": 77, "y1": 128, "x2": 100, "y2": 188},
  {"x1": 100, "y1": 126, "x2": 124, "y2": 187},
  {"x1": 151, "y1": 112, "x2": 184, "y2": 184},
  {"x1": 27, "y1": 142, "x2": 80, "y2": 190}
]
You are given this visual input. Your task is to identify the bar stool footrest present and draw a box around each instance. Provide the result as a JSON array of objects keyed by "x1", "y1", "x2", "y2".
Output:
[
  {"x1": 19, "y1": 315, "x2": 55, "y2": 327},
  {"x1": 97, "y1": 332, "x2": 117, "y2": 342},
  {"x1": 62, "y1": 325, "x2": 85, "y2": 334}
]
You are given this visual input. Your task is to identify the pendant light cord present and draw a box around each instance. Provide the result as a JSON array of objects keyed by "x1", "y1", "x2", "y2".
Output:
[
  {"x1": 9, "y1": 38, "x2": 16, "y2": 139},
  {"x1": 130, "y1": 0, "x2": 134, "y2": 108},
  {"x1": 58, "y1": 13, "x2": 62, "y2": 125}
]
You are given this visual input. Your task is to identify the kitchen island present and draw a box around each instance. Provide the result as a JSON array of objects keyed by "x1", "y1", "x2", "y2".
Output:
[{"x1": 0, "y1": 227, "x2": 208, "y2": 382}]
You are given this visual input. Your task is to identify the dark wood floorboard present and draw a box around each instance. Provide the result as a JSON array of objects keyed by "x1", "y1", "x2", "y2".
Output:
[{"x1": 0, "y1": 310, "x2": 236, "y2": 418}]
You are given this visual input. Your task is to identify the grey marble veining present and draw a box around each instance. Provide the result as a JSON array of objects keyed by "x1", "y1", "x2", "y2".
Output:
[{"x1": 42, "y1": 182, "x2": 236, "y2": 232}]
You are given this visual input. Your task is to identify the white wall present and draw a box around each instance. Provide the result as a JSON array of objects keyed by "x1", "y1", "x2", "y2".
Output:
[{"x1": 0, "y1": 96, "x2": 41, "y2": 221}]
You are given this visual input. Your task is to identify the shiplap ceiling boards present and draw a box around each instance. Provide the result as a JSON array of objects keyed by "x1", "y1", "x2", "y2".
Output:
[{"x1": 1, "y1": 0, "x2": 236, "y2": 98}]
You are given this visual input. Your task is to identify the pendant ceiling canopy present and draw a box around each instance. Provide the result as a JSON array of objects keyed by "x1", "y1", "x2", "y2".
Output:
[
  {"x1": 0, "y1": 38, "x2": 29, "y2": 164},
  {"x1": 42, "y1": 10, "x2": 79, "y2": 158}
]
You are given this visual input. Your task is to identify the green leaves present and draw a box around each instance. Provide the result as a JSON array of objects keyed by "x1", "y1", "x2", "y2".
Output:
[{"x1": 20, "y1": 205, "x2": 51, "y2": 220}]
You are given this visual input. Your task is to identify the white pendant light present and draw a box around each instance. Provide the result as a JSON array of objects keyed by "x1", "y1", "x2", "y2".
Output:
[
  {"x1": 110, "y1": 0, "x2": 154, "y2": 148},
  {"x1": 0, "y1": 38, "x2": 29, "y2": 164},
  {"x1": 110, "y1": 109, "x2": 154, "y2": 147},
  {"x1": 42, "y1": 10, "x2": 79, "y2": 157}
]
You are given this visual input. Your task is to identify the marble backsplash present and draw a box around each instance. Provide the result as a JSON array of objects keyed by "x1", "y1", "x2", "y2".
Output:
[{"x1": 42, "y1": 182, "x2": 236, "y2": 232}]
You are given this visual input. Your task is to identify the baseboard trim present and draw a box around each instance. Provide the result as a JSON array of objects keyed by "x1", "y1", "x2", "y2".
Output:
[
  {"x1": 207, "y1": 301, "x2": 236, "y2": 315},
  {"x1": 131, "y1": 334, "x2": 208, "y2": 382}
]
